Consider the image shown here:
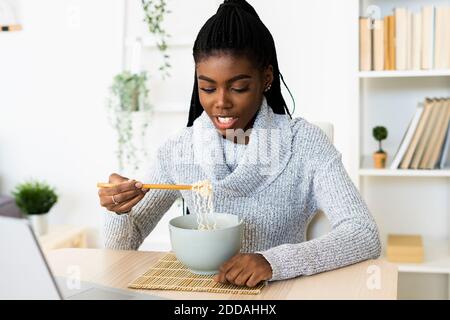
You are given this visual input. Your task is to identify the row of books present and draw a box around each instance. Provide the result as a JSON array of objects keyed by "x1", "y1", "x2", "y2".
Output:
[
  {"x1": 360, "y1": 5, "x2": 450, "y2": 71},
  {"x1": 390, "y1": 98, "x2": 450, "y2": 170}
]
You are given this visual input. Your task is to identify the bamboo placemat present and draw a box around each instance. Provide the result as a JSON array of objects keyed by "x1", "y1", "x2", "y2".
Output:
[{"x1": 128, "y1": 253, "x2": 265, "y2": 295}]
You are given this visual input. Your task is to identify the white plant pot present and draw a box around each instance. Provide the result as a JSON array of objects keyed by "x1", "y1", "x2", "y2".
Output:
[{"x1": 29, "y1": 214, "x2": 48, "y2": 236}]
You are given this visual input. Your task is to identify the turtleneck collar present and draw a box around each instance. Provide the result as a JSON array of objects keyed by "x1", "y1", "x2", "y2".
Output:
[{"x1": 192, "y1": 96, "x2": 293, "y2": 197}]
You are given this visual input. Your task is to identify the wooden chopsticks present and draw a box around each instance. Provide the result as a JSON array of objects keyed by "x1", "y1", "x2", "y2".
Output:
[{"x1": 96, "y1": 183, "x2": 193, "y2": 191}]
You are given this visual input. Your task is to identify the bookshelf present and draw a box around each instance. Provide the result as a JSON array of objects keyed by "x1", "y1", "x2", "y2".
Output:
[{"x1": 358, "y1": 0, "x2": 450, "y2": 298}]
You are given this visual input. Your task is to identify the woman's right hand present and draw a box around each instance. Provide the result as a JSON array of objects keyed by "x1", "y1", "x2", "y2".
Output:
[{"x1": 98, "y1": 173, "x2": 148, "y2": 214}]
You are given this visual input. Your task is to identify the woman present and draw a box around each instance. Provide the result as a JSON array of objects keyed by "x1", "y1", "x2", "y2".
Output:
[{"x1": 98, "y1": 0, "x2": 381, "y2": 288}]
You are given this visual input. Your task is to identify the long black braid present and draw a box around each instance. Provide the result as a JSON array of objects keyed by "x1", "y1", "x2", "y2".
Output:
[{"x1": 186, "y1": 0, "x2": 295, "y2": 127}]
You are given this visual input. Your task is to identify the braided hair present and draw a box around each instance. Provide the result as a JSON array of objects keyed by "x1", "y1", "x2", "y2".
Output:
[{"x1": 186, "y1": 0, "x2": 295, "y2": 127}]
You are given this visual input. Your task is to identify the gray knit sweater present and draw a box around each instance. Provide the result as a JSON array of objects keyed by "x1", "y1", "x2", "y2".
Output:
[{"x1": 104, "y1": 97, "x2": 381, "y2": 281}]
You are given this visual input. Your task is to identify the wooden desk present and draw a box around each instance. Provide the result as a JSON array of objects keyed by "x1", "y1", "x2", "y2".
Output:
[{"x1": 46, "y1": 249, "x2": 398, "y2": 300}]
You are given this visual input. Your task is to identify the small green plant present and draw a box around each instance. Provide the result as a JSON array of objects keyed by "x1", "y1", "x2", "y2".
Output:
[
  {"x1": 373, "y1": 126, "x2": 388, "y2": 153},
  {"x1": 142, "y1": 0, "x2": 171, "y2": 79},
  {"x1": 106, "y1": 71, "x2": 152, "y2": 172},
  {"x1": 12, "y1": 180, "x2": 58, "y2": 215}
]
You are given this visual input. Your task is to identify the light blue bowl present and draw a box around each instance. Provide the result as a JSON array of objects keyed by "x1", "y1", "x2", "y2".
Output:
[{"x1": 169, "y1": 213, "x2": 243, "y2": 275}]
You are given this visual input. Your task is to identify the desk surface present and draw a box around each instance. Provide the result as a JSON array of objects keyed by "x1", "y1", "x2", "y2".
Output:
[{"x1": 46, "y1": 249, "x2": 398, "y2": 300}]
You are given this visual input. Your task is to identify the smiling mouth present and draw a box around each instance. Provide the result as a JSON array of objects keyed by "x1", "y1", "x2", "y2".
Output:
[
  {"x1": 213, "y1": 116, "x2": 239, "y2": 130},
  {"x1": 217, "y1": 116, "x2": 236, "y2": 124}
]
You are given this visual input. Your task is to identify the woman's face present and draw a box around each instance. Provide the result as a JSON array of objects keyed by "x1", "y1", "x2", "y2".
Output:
[{"x1": 196, "y1": 53, "x2": 273, "y2": 139}]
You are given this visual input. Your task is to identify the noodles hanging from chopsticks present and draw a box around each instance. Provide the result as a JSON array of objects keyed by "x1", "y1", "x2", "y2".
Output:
[{"x1": 191, "y1": 180, "x2": 217, "y2": 230}]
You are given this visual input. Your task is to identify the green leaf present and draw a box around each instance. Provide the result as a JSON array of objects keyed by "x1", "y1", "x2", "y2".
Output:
[
  {"x1": 142, "y1": 0, "x2": 171, "y2": 78},
  {"x1": 372, "y1": 126, "x2": 388, "y2": 141},
  {"x1": 12, "y1": 180, "x2": 58, "y2": 215}
]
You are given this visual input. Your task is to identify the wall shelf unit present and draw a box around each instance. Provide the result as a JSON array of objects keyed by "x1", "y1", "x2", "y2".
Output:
[{"x1": 358, "y1": 0, "x2": 450, "y2": 299}]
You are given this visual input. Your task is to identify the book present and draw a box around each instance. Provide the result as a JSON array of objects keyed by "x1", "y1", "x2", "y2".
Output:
[
  {"x1": 395, "y1": 7, "x2": 408, "y2": 70},
  {"x1": 389, "y1": 15, "x2": 396, "y2": 70},
  {"x1": 438, "y1": 119, "x2": 450, "y2": 169},
  {"x1": 421, "y1": 5, "x2": 434, "y2": 70},
  {"x1": 427, "y1": 99, "x2": 450, "y2": 169},
  {"x1": 445, "y1": 6, "x2": 450, "y2": 68},
  {"x1": 419, "y1": 99, "x2": 446, "y2": 168},
  {"x1": 383, "y1": 16, "x2": 391, "y2": 70},
  {"x1": 434, "y1": 7, "x2": 447, "y2": 69},
  {"x1": 410, "y1": 99, "x2": 440, "y2": 169},
  {"x1": 446, "y1": 7, "x2": 450, "y2": 69},
  {"x1": 405, "y1": 10, "x2": 413, "y2": 70},
  {"x1": 411, "y1": 12, "x2": 422, "y2": 70},
  {"x1": 400, "y1": 99, "x2": 434, "y2": 169},
  {"x1": 390, "y1": 105, "x2": 424, "y2": 169},
  {"x1": 387, "y1": 234, "x2": 424, "y2": 263},
  {"x1": 359, "y1": 17, "x2": 372, "y2": 71},
  {"x1": 373, "y1": 19, "x2": 384, "y2": 71}
]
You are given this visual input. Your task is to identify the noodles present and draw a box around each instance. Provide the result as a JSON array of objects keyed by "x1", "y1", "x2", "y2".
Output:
[{"x1": 191, "y1": 180, "x2": 217, "y2": 230}]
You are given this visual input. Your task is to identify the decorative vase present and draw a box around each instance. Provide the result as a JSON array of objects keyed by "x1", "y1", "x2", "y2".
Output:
[
  {"x1": 29, "y1": 214, "x2": 48, "y2": 236},
  {"x1": 373, "y1": 151, "x2": 387, "y2": 169}
]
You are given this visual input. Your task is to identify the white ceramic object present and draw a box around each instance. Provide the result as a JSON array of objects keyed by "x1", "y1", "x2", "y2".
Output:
[
  {"x1": 169, "y1": 213, "x2": 243, "y2": 275},
  {"x1": 29, "y1": 214, "x2": 48, "y2": 236}
]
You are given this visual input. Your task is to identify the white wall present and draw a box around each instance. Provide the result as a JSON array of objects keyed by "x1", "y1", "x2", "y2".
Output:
[
  {"x1": 122, "y1": 0, "x2": 360, "y2": 250},
  {"x1": 124, "y1": 0, "x2": 359, "y2": 176},
  {"x1": 0, "y1": 0, "x2": 359, "y2": 247},
  {"x1": 254, "y1": 0, "x2": 359, "y2": 181},
  {"x1": 0, "y1": 0, "x2": 125, "y2": 246}
]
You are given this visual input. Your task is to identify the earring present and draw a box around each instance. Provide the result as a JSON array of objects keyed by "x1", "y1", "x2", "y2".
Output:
[{"x1": 264, "y1": 84, "x2": 272, "y2": 92}]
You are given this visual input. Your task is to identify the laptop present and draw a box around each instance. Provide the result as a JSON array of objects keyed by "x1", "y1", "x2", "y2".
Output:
[{"x1": 0, "y1": 216, "x2": 166, "y2": 300}]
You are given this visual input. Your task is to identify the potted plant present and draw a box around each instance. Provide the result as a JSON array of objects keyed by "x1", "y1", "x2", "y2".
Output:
[
  {"x1": 12, "y1": 180, "x2": 58, "y2": 236},
  {"x1": 105, "y1": 1, "x2": 170, "y2": 173},
  {"x1": 106, "y1": 71, "x2": 152, "y2": 173},
  {"x1": 373, "y1": 126, "x2": 388, "y2": 169}
]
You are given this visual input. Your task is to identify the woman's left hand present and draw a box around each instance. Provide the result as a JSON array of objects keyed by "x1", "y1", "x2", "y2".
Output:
[{"x1": 213, "y1": 253, "x2": 272, "y2": 287}]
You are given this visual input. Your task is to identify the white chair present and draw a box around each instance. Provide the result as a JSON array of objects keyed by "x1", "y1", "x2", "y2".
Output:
[{"x1": 306, "y1": 122, "x2": 333, "y2": 241}]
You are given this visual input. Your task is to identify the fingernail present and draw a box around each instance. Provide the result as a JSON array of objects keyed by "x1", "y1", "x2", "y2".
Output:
[
  {"x1": 135, "y1": 182, "x2": 142, "y2": 188},
  {"x1": 141, "y1": 188, "x2": 148, "y2": 192}
]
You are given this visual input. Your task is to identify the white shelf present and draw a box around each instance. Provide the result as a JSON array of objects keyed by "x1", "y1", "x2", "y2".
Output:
[
  {"x1": 153, "y1": 108, "x2": 188, "y2": 113},
  {"x1": 359, "y1": 156, "x2": 450, "y2": 177},
  {"x1": 360, "y1": 169, "x2": 450, "y2": 177},
  {"x1": 152, "y1": 104, "x2": 189, "y2": 113},
  {"x1": 125, "y1": 36, "x2": 193, "y2": 49},
  {"x1": 359, "y1": 69, "x2": 450, "y2": 78},
  {"x1": 383, "y1": 238, "x2": 450, "y2": 274}
]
